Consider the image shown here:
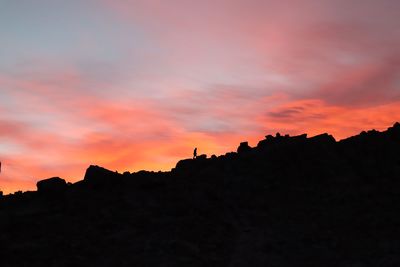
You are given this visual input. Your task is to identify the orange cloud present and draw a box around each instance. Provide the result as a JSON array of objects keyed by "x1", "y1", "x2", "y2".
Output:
[
  {"x1": 0, "y1": 74, "x2": 255, "y2": 193},
  {"x1": 260, "y1": 98, "x2": 400, "y2": 139},
  {"x1": 2, "y1": 1, "x2": 400, "y2": 193}
]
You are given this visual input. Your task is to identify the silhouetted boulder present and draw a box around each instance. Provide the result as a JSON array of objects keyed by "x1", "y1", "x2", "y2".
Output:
[
  {"x1": 291, "y1": 133, "x2": 307, "y2": 141},
  {"x1": 237, "y1": 141, "x2": 251, "y2": 154},
  {"x1": 175, "y1": 158, "x2": 194, "y2": 170},
  {"x1": 196, "y1": 154, "x2": 207, "y2": 160},
  {"x1": 83, "y1": 165, "x2": 122, "y2": 187},
  {"x1": 36, "y1": 177, "x2": 67, "y2": 193},
  {"x1": 256, "y1": 139, "x2": 269, "y2": 149},
  {"x1": 174, "y1": 154, "x2": 210, "y2": 173},
  {"x1": 308, "y1": 133, "x2": 336, "y2": 144}
]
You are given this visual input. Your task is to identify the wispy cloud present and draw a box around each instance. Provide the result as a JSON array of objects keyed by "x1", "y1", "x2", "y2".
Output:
[{"x1": 1, "y1": 0, "x2": 400, "y2": 192}]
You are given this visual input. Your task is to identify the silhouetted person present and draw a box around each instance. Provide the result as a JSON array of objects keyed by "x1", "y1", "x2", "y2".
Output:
[{"x1": 193, "y1": 148, "x2": 197, "y2": 159}]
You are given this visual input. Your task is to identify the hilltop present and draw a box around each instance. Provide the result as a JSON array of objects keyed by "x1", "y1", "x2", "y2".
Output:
[{"x1": 1, "y1": 123, "x2": 400, "y2": 266}]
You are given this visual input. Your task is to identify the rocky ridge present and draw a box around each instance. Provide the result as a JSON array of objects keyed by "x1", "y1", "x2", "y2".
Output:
[{"x1": 1, "y1": 123, "x2": 400, "y2": 266}]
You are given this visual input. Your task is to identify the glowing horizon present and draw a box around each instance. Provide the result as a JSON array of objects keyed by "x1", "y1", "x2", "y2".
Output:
[{"x1": 1, "y1": 0, "x2": 400, "y2": 193}]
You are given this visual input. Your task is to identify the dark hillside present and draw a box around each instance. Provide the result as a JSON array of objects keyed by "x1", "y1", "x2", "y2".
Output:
[{"x1": 1, "y1": 123, "x2": 400, "y2": 266}]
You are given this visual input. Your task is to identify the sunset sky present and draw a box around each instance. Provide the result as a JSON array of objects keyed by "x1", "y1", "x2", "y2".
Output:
[{"x1": 1, "y1": 0, "x2": 400, "y2": 193}]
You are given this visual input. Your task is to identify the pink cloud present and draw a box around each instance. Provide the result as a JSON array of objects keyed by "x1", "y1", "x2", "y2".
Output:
[
  {"x1": 0, "y1": 69, "x2": 256, "y2": 193},
  {"x1": 310, "y1": 58, "x2": 400, "y2": 107},
  {"x1": 2, "y1": 1, "x2": 400, "y2": 193}
]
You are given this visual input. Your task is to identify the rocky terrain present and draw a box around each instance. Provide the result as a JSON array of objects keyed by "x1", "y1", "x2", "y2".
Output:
[{"x1": 1, "y1": 123, "x2": 400, "y2": 266}]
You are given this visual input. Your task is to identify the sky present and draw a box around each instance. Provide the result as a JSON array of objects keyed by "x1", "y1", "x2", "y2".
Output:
[{"x1": 1, "y1": 0, "x2": 399, "y2": 193}]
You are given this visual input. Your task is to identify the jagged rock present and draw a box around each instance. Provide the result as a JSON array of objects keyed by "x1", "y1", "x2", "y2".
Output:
[
  {"x1": 257, "y1": 133, "x2": 308, "y2": 150},
  {"x1": 291, "y1": 133, "x2": 307, "y2": 141},
  {"x1": 388, "y1": 122, "x2": 400, "y2": 135},
  {"x1": 308, "y1": 133, "x2": 336, "y2": 143},
  {"x1": 237, "y1": 141, "x2": 251, "y2": 154},
  {"x1": 265, "y1": 134, "x2": 274, "y2": 141},
  {"x1": 36, "y1": 177, "x2": 67, "y2": 193}
]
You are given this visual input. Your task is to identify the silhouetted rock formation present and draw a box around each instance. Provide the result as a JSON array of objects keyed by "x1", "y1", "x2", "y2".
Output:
[
  {"x1": 36, "y1": 177, "x2": 67, "y2": 194},
  {"x1": 1, "y1": 122, "x2": 400, "y2": 266},
  {"x1": 237, "y1": 141, "x2": 251, "y2": 154},
  {"x1": 83, "y1": 165, "x2": 123, "y2": 188}
]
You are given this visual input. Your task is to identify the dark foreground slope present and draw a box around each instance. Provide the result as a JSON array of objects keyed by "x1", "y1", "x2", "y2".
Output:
[{"x1": 1, "y1": 123, "x2": 400, "y2": 267}]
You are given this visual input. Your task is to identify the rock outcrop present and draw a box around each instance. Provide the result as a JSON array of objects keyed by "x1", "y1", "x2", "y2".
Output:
[
  {"x1": 36, "y1": 177, "x2": 67, "y2": 193},
  {"x1": 237, "y1": 141, "x2": 251, "y2": 154},
  {"x1": 83, "y1": 165, "x2": 123, "y2": 187}
]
